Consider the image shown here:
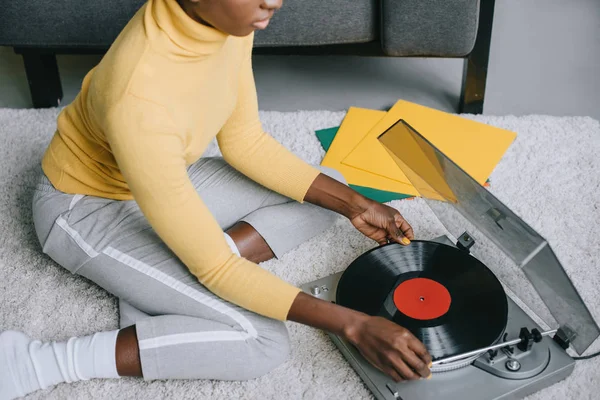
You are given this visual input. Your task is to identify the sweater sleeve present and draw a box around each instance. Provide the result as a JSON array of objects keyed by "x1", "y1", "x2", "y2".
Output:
[
  {"x1": 104, "y1": 94, "x2": 301, "y2": 321},
  {"x1": 216, "y1": 38, "x2": 321, "y2": 203}
]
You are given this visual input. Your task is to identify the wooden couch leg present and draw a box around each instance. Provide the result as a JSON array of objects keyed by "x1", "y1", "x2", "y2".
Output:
[
  {"x1": 19, "y1": 50, "x2": 64, "y2": 108},
  {"x1": 459, "y1": 0, "x2": 496, "y2": 114}
]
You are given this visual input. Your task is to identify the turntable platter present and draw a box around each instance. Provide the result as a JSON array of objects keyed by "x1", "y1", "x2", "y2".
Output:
[{"x1": 336, "y1": 241, "x2": 508, "y2": 362}]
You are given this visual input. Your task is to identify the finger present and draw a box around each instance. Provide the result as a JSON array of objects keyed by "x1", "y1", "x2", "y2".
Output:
[
  {"x1": 401, "y1": 350, "x2": 430, "y2": 378},
  {"x1": 409, "y1": 339, "x2": 433, "y2": 367},
  {"x1": 389, "y1": 356, "x2": 421, "y2": 381},
  {"x1": 395, "y1": 214, "x2": 414, "y2": 240},
  {"x1": 387, "y1": 222, "x2": 410, "y2": 245},
  {"x1": 361, "y1": 351, "x2": 404, "y2": 383},
  {"x1": 386, "y1": 221, "x2": 401, "y2": 242},
  {"x1": 384, "y1": 221, "x2": 404, "y2": 244},
  {"x1": 372, "y1": 229, "x2": 390, "y2": 245},
  {"x1": 383, "y1": 366, "x2": 404, "y2": 383}
]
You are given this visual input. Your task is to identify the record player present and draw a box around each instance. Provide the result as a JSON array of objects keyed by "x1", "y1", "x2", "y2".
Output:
[{"x1": 300, "y1": 120, "x2": 600, "y2": 400}]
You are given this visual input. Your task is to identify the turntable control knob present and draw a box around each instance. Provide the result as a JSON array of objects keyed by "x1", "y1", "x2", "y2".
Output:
[
  {"x1": 505, "y1": 359, "x2": 521, "y2": 372},
  {"x1": 310, "y1": 286, "x2": 322, "y2": 296}
]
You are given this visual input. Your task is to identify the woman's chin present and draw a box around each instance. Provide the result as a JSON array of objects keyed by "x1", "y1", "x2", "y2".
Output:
[{"x1": 222, "y1": 27, "x2": 256, "y2": 37}]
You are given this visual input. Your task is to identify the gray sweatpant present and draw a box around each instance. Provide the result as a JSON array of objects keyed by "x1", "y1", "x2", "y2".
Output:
[{"x1": 31, "y1": 157, "x2": 345, "y2": 381}]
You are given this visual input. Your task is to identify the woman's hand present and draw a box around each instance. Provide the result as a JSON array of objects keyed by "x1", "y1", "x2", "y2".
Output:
[
  {"x1": 288, "y1": 292, "x2": 433, "y2": 382},
  {"x1": 350, "y1": 199, "x2": 414, "y2": 245},
  {"x1": 304, "y1": 173, "x2": 414, "y2": 245},
  {"x1": 344, "y1": 314, "x2": 432, "y2": 381}
]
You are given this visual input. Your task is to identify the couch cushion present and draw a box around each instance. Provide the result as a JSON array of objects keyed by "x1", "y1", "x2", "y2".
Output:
[
  {"x1": 254, "y1": 0, "x2": 376, "y2": 47},
  {"x1": 0, "y1": 0, "x2": 376, "y2": 48},
  {"x1": 381, "y1": 0, "x2": 480, "y2": 57}
]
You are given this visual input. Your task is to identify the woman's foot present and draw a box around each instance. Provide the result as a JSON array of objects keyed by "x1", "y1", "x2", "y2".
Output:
[
  {"x1": 0, "y1": 329, "x2": 121, "y2": 400},
  {"x1": 1, "y1": 331, "x2": 40, "y2": 400}
]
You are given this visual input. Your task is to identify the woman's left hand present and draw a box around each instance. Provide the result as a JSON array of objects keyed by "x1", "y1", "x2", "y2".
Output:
[
  {"x1": 350, "y1": 200, "x2": 414, "y2": 246},
  {"x1": 303, "y1": 173, "x2": 414, "y2": 245}
]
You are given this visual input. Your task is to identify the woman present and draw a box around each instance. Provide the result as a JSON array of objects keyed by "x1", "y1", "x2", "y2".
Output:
[{"x1": 0, "y1": 0, "x2": 432, "y2": 398}]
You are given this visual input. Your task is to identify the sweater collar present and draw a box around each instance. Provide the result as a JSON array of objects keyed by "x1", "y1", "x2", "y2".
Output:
[{"x1": 149, "y1": 0, "x2": 229, "y2": 57}]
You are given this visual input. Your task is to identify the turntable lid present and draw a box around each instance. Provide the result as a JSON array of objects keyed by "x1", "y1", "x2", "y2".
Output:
[{"x1": 377, "y1": 119, "x2": 599, "y2": 355}]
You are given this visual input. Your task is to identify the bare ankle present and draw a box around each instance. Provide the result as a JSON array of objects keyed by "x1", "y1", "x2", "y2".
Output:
[
  {"x1": 226, "y1": 222, "x2": 275, "y2": 263},
  {"x1": 116, "y1": 325, "x2": 143, "y2": 377}
]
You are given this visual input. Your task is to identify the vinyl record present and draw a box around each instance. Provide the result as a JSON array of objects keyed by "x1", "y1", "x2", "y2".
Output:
[{"x1": 336, "y1": 241, "x2": 508, "y2": 361}]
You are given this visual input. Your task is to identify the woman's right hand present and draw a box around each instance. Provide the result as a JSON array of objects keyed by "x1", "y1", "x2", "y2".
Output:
[
  {"x1": 288, "y1": 292, "x2": 432, "y2": 382},
  {"x1": 343, "y1": 315, "x2": 432, "y2": 382}
]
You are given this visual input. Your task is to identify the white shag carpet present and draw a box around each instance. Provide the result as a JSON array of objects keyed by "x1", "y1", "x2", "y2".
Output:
[{"x1": 1, "y1": 108, "x2": 599, "y2": 400}]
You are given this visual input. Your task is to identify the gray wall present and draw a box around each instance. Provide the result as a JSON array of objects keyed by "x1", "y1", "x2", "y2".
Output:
[{"x1": 0, "y1": 0, "x2": 599, "y2": 119}]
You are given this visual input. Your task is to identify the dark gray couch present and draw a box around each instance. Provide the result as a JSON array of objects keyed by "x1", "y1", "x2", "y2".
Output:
[{"x1": 0, "y1": 0, "x2": 495, "y2": 113}]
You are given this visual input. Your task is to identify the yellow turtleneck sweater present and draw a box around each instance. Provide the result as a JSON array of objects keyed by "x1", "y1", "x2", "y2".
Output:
[{"x1": 41, "y1": 0, "x2": 320, "y2": 321}]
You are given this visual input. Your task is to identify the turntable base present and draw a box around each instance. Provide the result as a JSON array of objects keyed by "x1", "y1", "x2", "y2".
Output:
[{"x1": 300, "y1": 236, "x2": 575, "y2": 400}]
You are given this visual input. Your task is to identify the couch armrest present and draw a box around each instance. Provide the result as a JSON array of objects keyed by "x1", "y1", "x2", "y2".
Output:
[{"x1": 381, "y1": 0, "x2": 480, "y2": 57}]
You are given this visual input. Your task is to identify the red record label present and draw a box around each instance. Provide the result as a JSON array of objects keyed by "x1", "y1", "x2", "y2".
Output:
[{"x1": 393, "y1": 278, "x2": 451, "y2": 320}]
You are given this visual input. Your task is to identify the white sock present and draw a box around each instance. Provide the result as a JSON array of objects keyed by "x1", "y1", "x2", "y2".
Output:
[
  {"x1": 224, "y1": 232, "x2": 241, "y2": 256},
  {"x1": 0, "y1": 329, "x2": 121, "y2": 400}
]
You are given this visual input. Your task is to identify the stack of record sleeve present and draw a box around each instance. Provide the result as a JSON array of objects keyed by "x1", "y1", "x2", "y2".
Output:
[{"x1": 315, "y1": 100, "x2": 515, "y2": 202}]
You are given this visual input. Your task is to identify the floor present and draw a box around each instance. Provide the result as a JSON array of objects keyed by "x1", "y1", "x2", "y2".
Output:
[
  {"x1": 0, "y1": 0, "x2": 599, "y2": 120},
  {"x1": 2, "y1": 107, "x2": 600, "y2": 400}
]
